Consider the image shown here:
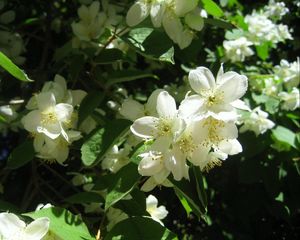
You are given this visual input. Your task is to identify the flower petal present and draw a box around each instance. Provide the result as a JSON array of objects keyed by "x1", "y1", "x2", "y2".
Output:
[
  {"x1": 174, "y1": 0, "x2": 198, "y2": 16},
  {"x1": 0, "y1": 213, "x2": 25, "y2": 238},
  {"x1": 188, "y1": 67, "x2": 216, "y2": 93},
  {"x1": 138, "y1": 153, "x2": 164, "y2": 176},
  {"x1": 217, "y1": 72, "x2": 248, "y2": 103},
  {"x1": 36, "y1": 92, "x2": 56, "y2": 110},
  {"x1": 145, "y1": 89, "x2": 164, "y2": 116},
  {"x1": 119, "y1": 99, "x2": 144, "y2": 121},
  {"x1": 126, "y1": 2, "x2": 150, "y2": 27},
  {"x1": 179, "y1": 95, "x2": 204, "y2": 119},
  {"x1": 165, "y1": 148, "x2": 189, "y2": 181},
  {"x1": 55, "y1": 103, "x2": 73, "y2": 122},
  {"x1": 24, "y1": 217, "x2": 50, "y2": 240},
  {"x1": 162, "y1": 12, "x2": 183, "y2": 44},
  {"x1": 131, "y1": 116, "x2": 158, "y2": 139},
  {"x1": 218, "y1": 139, "x2": 242, "y2": 155},
  {"x1": 150, "y1": 2, "x2": 165, "y2": 28},
  {"x1": 156, "y1": 91, "x2": 177, "y2": 118},
  {"x1": 22, "y1": 110, "x2": 42, "y2": 133}
]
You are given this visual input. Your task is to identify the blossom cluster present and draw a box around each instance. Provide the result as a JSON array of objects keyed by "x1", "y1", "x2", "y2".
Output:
[
  {"x1": 223, "y1": 0, "x2": 292, "y2": 63},
  {"x1": 21, "y1": 75, "x2": 86, "y2": 164},
  {"x1": 71, "y1": 0, "x2": 122, "y2": 48},
  {"x1": 126, "y1": 0, "x2": 207, "y2": 49},
  {"x1": 120, "y1": 65, "x2": 248, "y2": 188}
]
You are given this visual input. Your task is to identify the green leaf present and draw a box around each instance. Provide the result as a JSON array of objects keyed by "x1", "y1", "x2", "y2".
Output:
[
  {"x1": 201, "y1": 0, "x2": 224, "y2": 18},
  {"x1": 114, "y1": 189, "x2": 147, "y2": 216},
  {"x1": 124, "y1": 28, "x2": 175, "y2": 64},
  {"x1": 272, "y1": 126, "x2": 297, "y2": 150},
  {"x1": 204, "y1": 18, "x2": 235, "y2": 30},
  {"x1": 104, "y1": 216, "x2": 177, "y2": 240},
  {"x1": 225, "y1": 29, "x2": 244, "y2": 40},
  {"x1": 65, "y1": 192, "x2": 104, "y2": 204},
  {"x1": 78, "y1": 90, "x2": 104, "y2": 126},
  {"x1": 24, "y1": 207, "x2": 95, "y2": 240},
  {"x1": 174, "y1": 190, "x2": 193, "y2": 216},
  {"x1": 94, "y1": 49, "x2": 124, "y2": 64},
  {"x1": 0, "y1": 51, "x2": 33, "y2": 82},
  {"x1": 169, "y1": 167, "x2": 207, "y2": 220},
  {"x1": 7, "y1": 139, "x2": 35, "y2": 169},
  {"x1": 106, "y1": 70, "x2": 158, "y2": 87},
  {"x1": 129, "y1": 141, "x2": 153, "y2": 165},
  {"x1": 81, "y1": 119, "x2": 131, "y2": 166},
  {"x1": 256, "y1": 42, "x2": 270, "y2": 61},
  {"x1": 105, "y1": 163, "x2": 141, "y2": 211}
]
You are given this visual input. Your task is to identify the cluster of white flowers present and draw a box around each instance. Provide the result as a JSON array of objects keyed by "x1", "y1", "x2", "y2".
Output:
[
  {"x1": 274, "y1": 59, "x2": 300, "y2": 90},
  {"x1": 126, "y1": 0, "x2": 207, "y2": 49},
  {"x1": 239, "y1": 107, "x2": 275, "y2": 136},
  {"x1": 223, "y1": 1, "x2": 292, "y2": 63},
  {"x1": 0, "y1": 212, "x2": 49, "y2": 240},
  {"x1": 263, "y1": 0, "x2": 289, "y2": 20},
  {"x1": 124, "y1": 65, "x2": 247, "y2": 187},
  {"x1": 223, "y1": 37, "x2": 254, "y2": 63},
  {"x1": 21, "y1": 75, "x2": 87, "y2": 164},
  {"x1": 71, "y1": 0, "x2": 122, "y2": 48}
]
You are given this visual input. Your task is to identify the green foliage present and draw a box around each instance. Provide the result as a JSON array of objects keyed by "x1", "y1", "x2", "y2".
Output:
[
  {"x1": 81, "y1": 119, "x2": 131, "y2": 166},
  {"x1": 201, "y1": 0, "x2": 224, "y2": 18},
  {"x1": 105, "y1": 163, "x2": 141, "y2": 211},
  {"x1": 124, "y1": 28, "x2": 175, "y2": 64},
  {"x1": 24, "y1": 207, "x2": 95, "y2": 240},
  {"x1": 104, "y1": 217, "x2": 177, "y2": 240},
  {"x1": 7, "y1": 139, "x2": 35, "y2": 169},
  {"x1": 0, "y1": 51, "x2": 32, "y2": 82}
]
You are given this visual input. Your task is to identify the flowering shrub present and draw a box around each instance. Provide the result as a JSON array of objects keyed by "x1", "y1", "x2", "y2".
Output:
[{"x1": 0, "y1": 0, "x2": 299, "y2": 239}]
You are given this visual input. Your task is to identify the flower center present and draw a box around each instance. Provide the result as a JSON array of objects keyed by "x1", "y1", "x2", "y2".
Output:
[
  {"x1": 178, "y1": 134, "x2": 196, "y2": 154},
  {"x1": 41, "y1": 108, "x2": 57, "y2": 124},
  {"x1": 157, "y1": 118, "x2": 172, "y2": 137},
  {"x1": 202, "y1": 117, "x2": 225, "y2": 146}
]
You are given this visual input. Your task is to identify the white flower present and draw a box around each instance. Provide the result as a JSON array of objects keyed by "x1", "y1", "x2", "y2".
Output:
[
  {"x1": 274, "y1": 59, "x2": 300, "y2": 90},
  {"x1": 126, "y1": 0, "x2": 205, "y2": 49},
  {"x1": 119, "y1": 89, "x2": 164, "y2": 121},
  {"x1": 264, "y1": 0, "x2": 289, "y2": 19},
  {"x1": 72, "y1": 1, "x2": 104, "y2": 41},
  {"x1": 279, "y1": 87, "x2": 300, "y2": 111},
  {"x1": 223, "y1": 37, "x2": 254, "y2": 63},
  {"x1": 0, "y1": 213, "x2": 49, "y2": 240},
  {"x1": 179, "y1": 65, "x2": 248, "y2": 121},
  {"x1": 130, "y1": 91, "x2": 185, "y2": 142},
  {"x1": 146, "y1": 195, "x2": 168, "y2": 225},
  {"x1": 126, "y1": 0, "x2": 166, "y2": 28},
  {"x1": 101, "y1": 144, "x2": 131, "y2": 172},
  {"x1": 239, "y1": 107, "x2": 275, "y2": 136},
  {"x1": 190, "y1": 116, "x2": 242, "y2": 171},
  {"x1": 22, "y1": 92, "x2": 74, "y2": 141},
  {"x1": 33, "y1": 131, "x2": 81, "y2": 164}
]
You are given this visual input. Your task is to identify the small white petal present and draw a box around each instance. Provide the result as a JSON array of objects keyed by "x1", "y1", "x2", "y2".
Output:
[
  {"x1": 188, "y1": 67, "x2": 216, "y2": 93},
  {"x1": 217, "y1": 72, "x2": 248, "y2": 103},
  {"x1": 24, "y1": 217, "x2": 50, "y2": 240},
  {"x1": 0, "y1": 213, "x2": 25, "y2": 238},
  {"x1": 179, "y1": 95, "x2": 204, "y2": 119},
  {"x1": 55, "y1": 103, "x2": 73, "y2": 122},
  {"x1": 145, "y1": 89, "x2": 164, "y2": 116},
  {"x1": 150, "y1": 2, "x2": 165, "y2": 28},
  {"x1": 156, "y1": 91, "x2": 177, "y2": 118},
  {"x1": 138, "y1": 154, "x2": 164, "y2": 176},
  {"x1": 131, "y1": 116, "x2": 158, "y2": 139},
  {"x1": 218, "y1": 139, "x2": 242, "y2": 155},
  {"x1": 119, "y1": 99, "x2": 144, "y2": 121},
  {"x1": 165, "y1": 148, "x2": 189, "y2": 181},
  {"x1": 126, "y1": 2, "x2": 150, "y2": 27},
  {"x1": 174, "y1": 0, "x2": 198, "y2": 17},
  {"x1": 36, "y1": 92, "x2": 56, "y2": 110}
]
